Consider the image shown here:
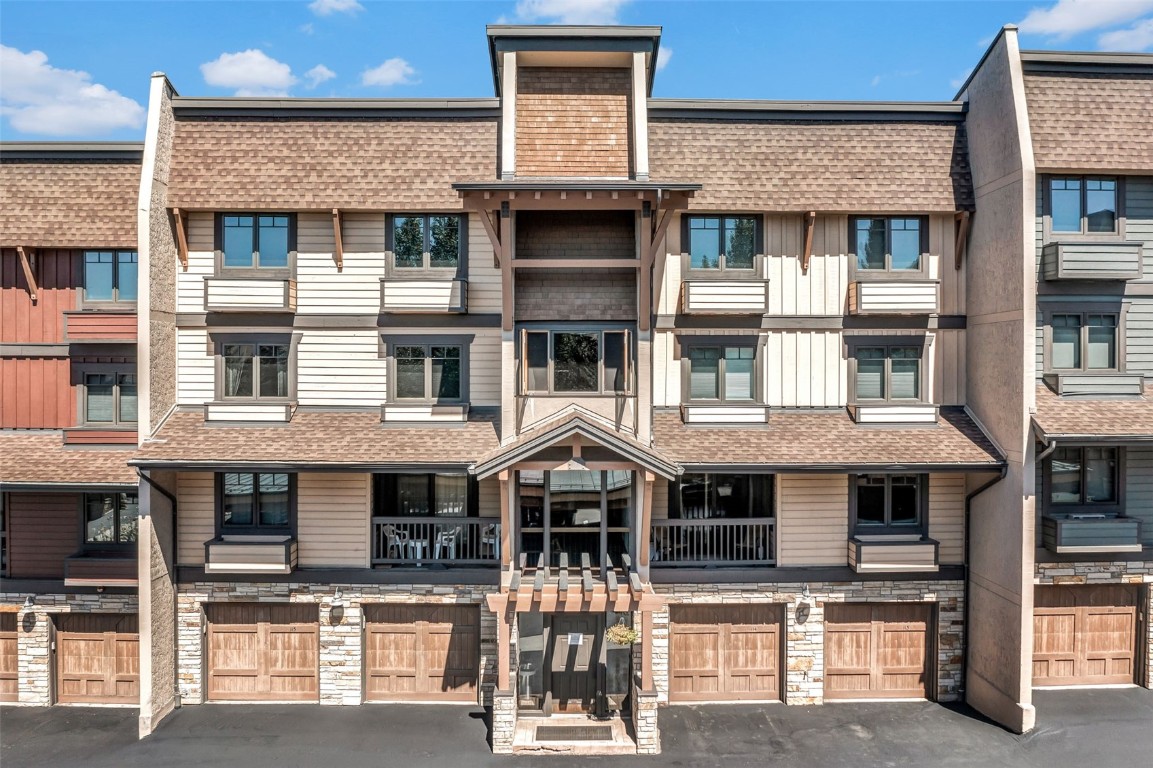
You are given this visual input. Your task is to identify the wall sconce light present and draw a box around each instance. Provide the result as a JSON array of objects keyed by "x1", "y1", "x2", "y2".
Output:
[
  {"x1": 801, "y1": 585, "x2": 810, "y2": 599},
  {"x1": 331, "y1": 588, "x2": 345, "y2": 608},
  {"x1": 328, "y1": 589, "x2": 346, "y2": 625},
  {"x1": 23, "y1": 596, "x2": 35, "y2": 609}
]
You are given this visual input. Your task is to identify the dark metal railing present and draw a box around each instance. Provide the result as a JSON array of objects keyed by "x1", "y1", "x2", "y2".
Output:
[
  {"x1": 651, "y1": 518, "x2": 776, "y2": 567},
  {"x1": 371, "y1": 517, "x2": 500, "y2": 566}
]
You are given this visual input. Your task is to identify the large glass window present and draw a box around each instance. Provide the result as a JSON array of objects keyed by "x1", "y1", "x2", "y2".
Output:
[
  {"x1": 1050, "y1": 313, "x2": 1118, "y2": 372},
  {"x1": 393, "y1": 343, "x2": 462, "y2": 401},
  {"x1": 221, "y1": 473, "x2": 291, "y2": 529},
  {"x1": 686, "y1": 215, "x2": 758, "y2": 270},
  {"x1": 391, "y1": 214, "x2": 461, "y2": 269},
  {"x1": 687, "y1": 346, "x2": 755, "y2": 402},
  {"x1": 854, "y1": 475, "x2": 922, "y2": 532},
  {"x1": 84, "y1": 493, "x2": 138, "y2": 544},
  {"x1": 675, "y1": 474, "x2": 773, "y2": 519},
  {"x1": 375, "y1": 473, "x2": 472, "y2": 517},
  {"x1": 1050, "y1": 177, "x2": 1117, "y2": 234},
  {"x1": 522, "y1": 329, "x2": 630, "y2": 395},
  {"x1": 517, "y1": 470, "x2": 634, "y2": 569},
  {"x1": 1049, "y1": 447, "x2": 1119, "y2": 506},
  {"x1": 853, "y1": 218, "x2": 924, "y2": 272},
  {"x1": 84, "y1": 371, "x2": 137, "y2": 425},
  {"x1": 222, "y1": 343, "x2": 289, "y2": 399},
  {"x1": 853, "y1": 345, "x2": 922, "y2": 402},
  {"x1": 83, "y1": 251, "x2": 137, "y2": 302},
  {"x1": 220, "y1": 214, "x2": 292, "y2": 269}
]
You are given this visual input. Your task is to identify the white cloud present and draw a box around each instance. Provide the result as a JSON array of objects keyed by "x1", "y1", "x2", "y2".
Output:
[
  {"x1": 870, "y1": 74, "x2": 882, "y2": 87},
  {"x1": 1018, "y1": 0, "x2": 1153, "y2": 38},
  {"x1": 361, "y1": 57, "x2": 417, "y2": 88},
  {"x1": 300, "y1": 22, "x2": 315, "y2": 35},
  {"x1": 1098, "y1": 17, "x2": 1153, "y2": 49},
  {"x1": 515, "y1": 0, "x2": 630, "y2": 25},
  {"x1": 304, "y1": 64, "x2": 336, "y2": 89},
  {"x1": 308, "y1": 0, "x2": 364, "y2": 16},
  {"x1": 656, "y1": 46, "x2": 672, "y2": 71},
  {"x1": 0, "y1": 45, "x2": 145, "y2": 136},
  {"x1": 201, "y1": 49, "x2": 297, "y2": 96}
]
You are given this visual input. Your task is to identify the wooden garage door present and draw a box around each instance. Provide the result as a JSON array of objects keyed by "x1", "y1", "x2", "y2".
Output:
[
  {"x1": 1034, "y1": 585, "x2": 1138, "y2": 687},
  {"x1": 55, "y1": 614, "x2": 139, "y2": 704},
  {"x1": 670, "y1": 604, "x2": 782, "y2": 702},
  {"x1": 826, "y1": 603, "x2": 932, "y2": 700},
  {"x1": 364, "y1": 604, "x2": 479, "y2": 702},
  {"x1": 206, "y1": 603, "x2": 319, "y2": 702},
  {"x1": 1, "y1": 613, "x2": 17, "y2": 702}
]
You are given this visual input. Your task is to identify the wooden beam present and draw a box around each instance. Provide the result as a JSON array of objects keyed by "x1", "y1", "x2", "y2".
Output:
[
  {"x1": 172, "y1": 208, "x2": 189, "y2": 272},
  {"x1": 498, "y1": 470, "x2": 511, "y2": 568},
  {"x1": 639, "y1": 202, "x2": 653, "y2": 333},
  {"x1": 496, "y1": 605, "x2": 511, "y2": 690},
  {"x1": 954, "y1": 210, "x2": 971, "y2": 271},
  {"x1": 648, "y1": 208, "x2": 674, "y2": 264},
  {"x1": 331, "y1": 209, "x2": 344, "y2": 273},
  {"x1": 801, "y1": 211, "x2": 816, "y2": 275},
  {"x1": 639, "y1": 472, "x2": 654, "y2": 573},
  {"x1": 476, "y1": 208, "x2": 503, "y2": 268},
  {"x1": 15, "y1": 246, "x2": 39, "y2": 302},
  {"x1": 641, "y1": 610, "x2": 654, "y2": 689},
  {"x1": 500, "y1": 203, "x2": 513, "y2": 331},
  {"x1": 512, "y1": 258, "x2": 640, "y2": 270}
]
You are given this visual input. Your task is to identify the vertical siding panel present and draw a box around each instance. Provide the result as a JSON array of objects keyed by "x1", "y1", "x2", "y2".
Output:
[
  {"x1": 1127, "y1": 448, "x2": 1153, "y2": 546},
  {"x1": 467, "y1": 217, "x2": 502, "y2": 314},
  {"x1": 929, "y1": 474, "x2": 966, "y2": 564},
  {"x1": 777, "y1": 474, "x2": 848, "y2": 566},
  {"x1": 177, "y1": 472, "x2": 214, "y2": 565}
]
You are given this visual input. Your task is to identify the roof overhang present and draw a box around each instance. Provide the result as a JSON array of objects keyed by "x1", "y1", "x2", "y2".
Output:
[
  {"x1": 170, "y1": 97, "x2": 500, "y2": 119},
  {"x1": 1031, "y1": 418, "x2": 1153, "y2": 446},
  {"x1": 675, "y1": 462, "x2": 1005, "y2": 474},
  {"x1": 453, "y1": 180, "x2": 700, "y2": 193},
  {"x1": 0, "y1": 142, "x2": 143, "y2": 161},
  {"x1": 1021, "y1": 49, "x2": 1153, "y2": 76},
  {"x1": 130, "y1": 459, "x2": 475, "y2": 473},
  {"x1": 648, "y1": 99, "x2": 966, "y2": 122}
]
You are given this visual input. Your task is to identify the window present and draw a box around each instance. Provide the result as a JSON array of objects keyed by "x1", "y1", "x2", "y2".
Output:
[
  {"x1": 674, "y1": 474, "x2": 773, "y2": 519},
  {"x1": 1050, "y1": 177, "x2": 1118, "y2": 235},
  {"x1": 217, "y1": 214, "x2": 294, "y2": 270},
  {"x1": 83, "y1": 251, "x2": 137, "y2": 302},
  {"x1": 853, "y1": 345, "x2": 922, "y2": 402},
  {"x1": 851, "y1": 217, "x2": 926, "y2": 272},
  {"x1": 83, "y1": 371, "x2": 137, "y2": 425},
  {"x1": 522, "y1": 329, "x2": 630, "y2": 395},
  {"x1": 518, "y1": 469, "x2": 633, "y2": 568},
  {"x1": 221, "y1": 343, "x2": 290, "y2": 399},
  {"x1": 684, "y1": 215, "x2": 759, "y2": 270},
  {"x1": 853, "y1": 475, "x2": 924, "y2": 533},
  {"x1": 390, "y1": 214, "x2": 463, "y2": 270},
  {"x1": 374, "y1": 473, "x2": 474, "y2": 517},
  {"x1": 83, "y1": 492, "x2": 138, "y2": 545},
  {"x1": 687, "y1": 346, "x2": 756, "y2": 402},
  {"x1": 219, "y1": 473, "x2": 292, "y2": 531},
  {"x1": 1050, "y1": 313, "x2": 1118, "y2": 371},
  {"x1": 394, "y1": 344, "x2": 463, "y2": 401},
  {"x1": 1048, "y1": 447, "x2": 1119, "y2": 507}
]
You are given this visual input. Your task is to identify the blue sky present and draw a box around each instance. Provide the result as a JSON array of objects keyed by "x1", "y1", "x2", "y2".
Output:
[{"x1": 2, "y1": 0, "x2": 1152, "y2": 140}]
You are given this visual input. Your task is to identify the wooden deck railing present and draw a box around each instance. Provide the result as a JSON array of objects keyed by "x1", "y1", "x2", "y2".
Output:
[
  {"x1": 372, "y1": 517, "x2": 500, "y2": 566},
  {"x1": 651, "y1": 518, "x2": 776, "y2": 567}
]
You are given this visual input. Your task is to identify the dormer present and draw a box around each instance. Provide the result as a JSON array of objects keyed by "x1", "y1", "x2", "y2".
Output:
[{"x1": 487, "y1": 25, "x2": 662, "y2": 181}]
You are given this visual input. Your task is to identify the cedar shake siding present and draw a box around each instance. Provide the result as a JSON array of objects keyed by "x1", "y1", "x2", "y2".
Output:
[
  {"x1": 167, "y1": 117, "x2": 499, "y2": 210},
  {"x1": 515, "y1": 211, "x2": 635, "y2": 260},
  {"x1": 6, "y1": 493, "x2": 80, "y2": 579},
  {"x1": 515, "y1": 269, "x2": 637, "y2": 322},
  {"x1": 515, "y1": 67, "x2": 632, "y2": 178}
]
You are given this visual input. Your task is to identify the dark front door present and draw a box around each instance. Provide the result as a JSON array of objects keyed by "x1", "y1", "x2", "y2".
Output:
[{"x1": 547, "y1": 614, "x2": 602, "y2": 713}]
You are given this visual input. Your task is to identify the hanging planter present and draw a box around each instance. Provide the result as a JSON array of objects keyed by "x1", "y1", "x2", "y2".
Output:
[{"x1": 605, "y1": 620, "x2": 640, "y2": 646}]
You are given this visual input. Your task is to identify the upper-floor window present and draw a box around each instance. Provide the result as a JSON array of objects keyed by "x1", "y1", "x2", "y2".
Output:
[
  {"x1": 1048, "y1": 446, "x2": 1119, "y2": 507},
  {"x1": 852, "y1": 217, "x2": 926, "y2": 272},
  {"x1": 687, "y1": 346, "x2": 756, "y2": 402},
  {"x1": 852, "y1": 345, "x2": 922, "y2": 402},
  {"x1": 396, "y1": 344, "x2": 463, "y2": 402},
  {"x1": 523, "y1": 329, "x2": 630, "y2": 395},
  {"x1": 84, "y1": 492, "x2": 138, "y2": 545},
  {"x1": 221, "y1": 343, "x2": 290, "y2": 399},
  {"x1": 374, "y1": 473, "x2": 474, "y2": 518},
  {"x1": 83, "y1": 251, "x2": 137, "y2": 303},
  {"x1": 218, "y1": 214, "x2": 294, "y2": 271},
  {"x1": 1050, "y1": 177, "x2": 1118, "y2": 235},
  {"x1": 84, "y1": 370, "x2": 137, "y2": 425},
  {"x1": 1051, "y1": 313, "x2": 1118, "y2": 372},
  {"x1": 684, "y1": 215, "x2": 759, "y2": 270},
  {"x1": 673, "y1": 474, "x2": 774, "y2": 519},
  {"x1": 853, "y1": 474, "x2": 924, "y2": 533},
  {"x1": 219, "y1": 472, "x2": 293, "y2": 531},
  {"x1": 390, "y1": 214, "x2": 462, "y2": 270}
]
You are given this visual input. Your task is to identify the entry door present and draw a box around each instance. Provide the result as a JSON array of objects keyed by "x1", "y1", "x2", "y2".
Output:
[{"x1": 548, "y1": 614, "x2": 602, "y2": 713}]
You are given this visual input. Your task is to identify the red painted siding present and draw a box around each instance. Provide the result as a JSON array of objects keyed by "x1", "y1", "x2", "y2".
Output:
[
  {"x1": 0, "y1": 249, "x2": 81, "y2": 344},
  {"x1": 62, "y1": 429, "x2": 137, "y2": 446},
  {"x1": 0, "y1": 356, "x2": 74, "y2": 429},
  {"x1": 64, "y1": 312, "x2": 138, "y2": 341},
  {"x1": 7, "y1": 492, "x2": 80, "y2": 579}
]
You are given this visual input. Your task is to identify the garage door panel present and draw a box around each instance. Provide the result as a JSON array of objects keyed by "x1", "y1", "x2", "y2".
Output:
[
  {"x1": 206, "y1": 604, "x2": 319, "y2": 702},
  {"x1": 1033, "y1": 587, "x2": 1138, "y2": 687},
  {"x1": 55, "y1": 616, "x2": 140, "y2": 705},
  {"x1": 826, "y1": 603, "x2": 932, "y2": 700},
  {"x1": 0, "y1": 614, "x2": 17, "y2": 703},
  {"x1": 670, "y1": 605, "x2": 781, "y2": 702},
  {"x1": 364, "y1": 605, "x2": 479, "y2": 702}
]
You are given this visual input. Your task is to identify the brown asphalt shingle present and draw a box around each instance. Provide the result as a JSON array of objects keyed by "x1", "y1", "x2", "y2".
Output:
[
  {"x1": 1033, "y1": 383, "x2": 1153, "y2": 440},
  {"x1": 0, "y1": 432, "x2": 137, "y2": 485},
  {"x1": 1024, "y1": 72, "x2": 1153, "y2": 172},
  {"x1": 648, "y1": 119, "x2": 973, "y2": 212},
  {"x1": 651, "y1": 407, "x2": 1002, "y2": 468}
]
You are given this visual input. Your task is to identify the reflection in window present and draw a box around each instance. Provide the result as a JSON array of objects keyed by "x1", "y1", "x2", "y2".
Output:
[
  {"x1": 222, "y1": 473, "x2": 290, "y2": 529},
  {"x1": 222, "y1": 344, "x2": 289, "y2": 398},
  {"x1": 687, "y1": 216, "x2": 757, "y2": 270},
  {"x1": 84, "y1": 493, "x2": 138, "y2": 544},
  {"x1": 854, "y1": 218, "x2": 922, "y2": 271},
  {"x1": 84, "y1": 251, "x2": 138, "y2": 302},
  {"x1": 222, "y1": 215, "x2": 291, "y2": 269},
  {"x1": 676, "y1": 474, "x2": 773, "y2": 519},
  {"x1": 392, "y1": 214, "x2": 461, "y2": 269},
  {"x1": 1051, "y1": 177, "x2": 1117, "y2": 234},
  {"x1": 855, "y1": 475, "x2": 922, "y2": 531},
  {"x1": 1050, "y1": 447, "x2": 1117, "y2": 506}
]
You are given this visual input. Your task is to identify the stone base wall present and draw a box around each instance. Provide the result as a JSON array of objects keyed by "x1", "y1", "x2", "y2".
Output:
[
  {"x1": 1034, "y1": 559, "x2": 1153, "y2": 689},
  {"x1": 651, "y1": 580, "x2": 965, "y2": 705},
  {"x1": 0, "y1": 592, "x2": 139, "y2": 706},
  {"x1": 491, "y1": 689, "x2": 516, "y2": 754},
  {"x1": 633, "y1": 687, "x2": 660, "y2": 754},
  {"x1": 176, "y1": 582, "x2": 496, "y2": 706}
]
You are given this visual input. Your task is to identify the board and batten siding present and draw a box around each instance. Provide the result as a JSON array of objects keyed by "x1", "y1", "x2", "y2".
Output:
[
  {"x1": 296, "y1": 473, "x2": 370, "y2": 568},
  {"x1": 776, "y1": 474, "x2": 849, "y2": 566},
  {"x1": 297, "y1": 213, "x2": 386, "y2": 315},
  {"x1": 928, "y1": 474, "x2": 965, "y2": 564},
  {"x1": 765, "y1": 331, "x2": 846, "y2": 408},
  {"x1": 177, "y1": 472, "x2": 215, "y2": 566},
  {"x1": 177, "y1": 328, "x2": 214, "y2": 405},
  {"x1": 296, "y1": 331, "x2": 387, "y2": 407},
  {"x1": 1127, "y1": 448, "x2": 1153, "y2": 546}
]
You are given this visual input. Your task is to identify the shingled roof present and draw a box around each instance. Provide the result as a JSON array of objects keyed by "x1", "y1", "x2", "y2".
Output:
[
  {"x1": 648, "y1": 119, "x2": 973, "y2": 212},
  {"x1": 0, "y1": 154, "x2": 142, "y2": 248},
  {"x1": 1033, "y1": 383, "x2": 1153, "y2": 442},
  {"x1": 652, "y1": 407, "x2": 1003, "y2": 469},
  {"x1": 167, "y1": 117, "x2": 498, "y2": 210},
  {"x1": 0, "y1": 432, "x2": 137, "y2": 486},
  {"x1": 1023, "y1": 72, "x2": 1153, "y2": 172},
  {"x1": 133, "y1": 409, "x2": 501, "y2": 468}
]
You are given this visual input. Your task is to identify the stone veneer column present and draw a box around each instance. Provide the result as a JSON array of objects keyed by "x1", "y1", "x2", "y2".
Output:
[
  {"x1": 632, "y1": 687, "x2": 660, "y2": 754},
  {"x1": 17, "y1": 608, "x2": 50, "y2": 704},
  {"x1": 491, "y1": 689, "x2": 516, "y2": 754},
  {"x1": 176, "y1": 589, "x2": 207, "y2": 704},
  {"x1": 785, "y1": 594, "x2": 824, "y2": 705},
  {"x1": 319, "y1": 598, "x2": 362, "y2": 705}
]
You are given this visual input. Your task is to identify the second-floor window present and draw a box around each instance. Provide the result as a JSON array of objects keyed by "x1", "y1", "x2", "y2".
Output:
[
  {"x1": 222, "y1": 343, "x2": 289, "y2": 399},
  {"x1": 396, "y1": 344, "x2": 463, "y2": 401},
  {"x1": 673, "y1": 474, "x2": 774, "y2": 519},
  {"x1": 523, "y1": 329, "x2": 629, "y2": 395},
  {"x1": 84, "y1": 371, "x2": 137, "y2": 425},
  {"x1": 84, "y1": 492, "x2": 138, "y2": 545},
  {"x1": 687, "y1": 346, "x2": 756, "y2": 402},
  {"x1": 685, "y1": 215, "x2": 758, "y2": 270},
  {"x1": 83, "y1": 250, "x2": 137, "y2": 303},
  {"x1": 853, "y1": 345, "x2": 922, "y2": 402},
  {"x1": 1048, "y1": 447, "x2": 1119, "y2": 507},
  {"x1": 853, "y1": 474, "x2": 924, "y2": 533},
  {"x1": 1050, "y1": 177, "x2": 1118, "y2": 235},
  {"x1": 1051, "y1": 313, "x2": 1118, "y2": 371},
  {"x1": 390, "y1": 214, "x2": 462, "y2": 270},
  {"x1": 219, "y1": 214, "x2": 294, "y2": 271},
  {"x1": 219, "y1": 472, "x2": 292, "y2": 531},
  {"x1": 374, "y1": 473, "x2": 473, "y2": 517},
  {"x1": 852, "y1": 217, "x2": 925, "y2": 272}
]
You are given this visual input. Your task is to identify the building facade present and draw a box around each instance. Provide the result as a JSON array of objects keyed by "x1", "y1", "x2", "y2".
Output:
[{"x1": 0, "y1": 22, "x2": 1150, "y2": 757}]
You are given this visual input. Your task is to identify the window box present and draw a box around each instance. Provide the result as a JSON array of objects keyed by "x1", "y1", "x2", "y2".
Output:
[
  {"x1": 204, "y1": 535, "x2": 298, "y2": 575},
  {"x1": 848, "y1": 280, "x2": 940, "y2": 314},
  {"x1": 380, "y1": 278, "x2": 467, "y2": 313},
  {"x1": 679, "y1": 404, "x2": 770, "y2": 425},
  {"x1": 1041, "y1": 241, "x2": 1143, "y2": 281},
  {"x1": 381, "y1": 403, "x2": 469, "y2": 423},
  {"x1": 204, "y1": 401, "x2": 294, "y2": 423},
  {"x1": 63, "y1": 551, "x2": 138, "y2": 587},
  {"x1": 1041, "y1": 515, "x2": 1142, "y2": 554},
  {"x1": 1041, "y1": 372, "x2": 1145, "y2": 397},
  {"x1": 63, "y1": 310, "x2": 137, "y2": 342},
  {"x1": 848, "y1": 403, "x2": 939, "y2": 424},
  {"x1": 62, "y1": 427, "x2": 137, "y2": 446},
  {"x1": 681, "y1": 279, "x2": 769, "y2": 314},
  {"x1": 848, "y1": 536, "x2": 939, "y2": 573},
  {"x1": 848, "y1": 340, "x2": 935, "y2": 423},
  {"x1": 204, "y1": 277, "x2": 297, "y2": 313}
]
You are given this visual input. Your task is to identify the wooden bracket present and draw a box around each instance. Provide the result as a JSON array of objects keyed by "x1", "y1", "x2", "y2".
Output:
[
  {"x1": 15, "y1": 245, "x2": 38, "y2": 302},
  {"x1": 648, "y1": 208, "x2": 674, "y2": 265},
  {"x1": 954, "y1": 211, "x2": 971, "y2": 271},
  {"x1": 801, "y1": 211, "x2": 816, "y2": 274},
  {"x1": 172, "y1": 208, "x2": 189, "y2": 271},
  {"x1": 478, "y1": 208, "x2": 503, "y2": 268},
  {"x1": 332, "y1": 209, "x2": 344, "y2": 272}
]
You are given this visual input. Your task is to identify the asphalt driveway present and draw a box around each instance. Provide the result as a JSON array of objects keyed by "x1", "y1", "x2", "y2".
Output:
[{"x1": 2, "y1": 688, "x2": 1151, "y2": 768}]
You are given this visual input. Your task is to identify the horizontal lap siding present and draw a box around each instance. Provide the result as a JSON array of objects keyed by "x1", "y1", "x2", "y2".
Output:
[
  {"x1": 929, "y1": 474, "x2": 965, "y2": 564},
  {"x1": 470, "y1": 331, "x2": 501, "y2": 407},
  {"x1": 177, "y1": 329, "x2": 214, "y2": 405},
  {"x1": 1126, "y1": 301, "x2": 1153, "y2": 376},
  {"x1": 296, "y1": 331, "x2": 386, "y2": 407},
  {"x1": 467, "y1": 219, "x2": 500, "y2": 313},
  {"x1": 478, "y1": 477, "x2": 500, "y2": 518},
  {"x1": 777, "y1": 474, "x2": 848, "y2": 566},
  {"x1": 298, "y1": 213, "x2": 385, "y2": 315},
  {"x1": 177, "y1": 472, "x2": 215, "y2": 566},
  {"x1": 297, "y1": 473, "x2": 369, "y2": 568},
  {"x1": 8, "y1": 492, "x2": 79, "y2": 579},
  {"x1": 651, "y1": 479, "x2": 670, "y2": 521},
  {"x1": 205, "y1": 279, "x2": 290, "y2": 310},
  {"x1": 1127, "y1": 449, "x2": 1153, "y2": 546},
  {"x1": 177, "y1": 213, "x2": 214, "y2": 313},
  {"x1": 66, "y1": 313, "x2": 137, "y2": 341}
]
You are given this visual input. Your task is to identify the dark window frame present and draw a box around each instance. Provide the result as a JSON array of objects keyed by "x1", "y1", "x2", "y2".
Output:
[
  {"x1": 1043, "y1": 445, "x2": 1125, "y2": 515},
  {"x1": 680, "y1": 214, "x2": 764, "y2": 274},
  {"x1": 1041, "y1": 306, "x2": 1126, "y2": 374},
  {"x1": 81, "y1": 491, "x2": 139, "y2": 548},
  {"x1": 81, "y1": 250, "x2": 138, "y2": 305},
  {"x1": 670, "y1": 473, "x2": 775, "y2": 520},
  {"x1": 519, "y1": 326, "x2": 633, "y2": 396},
  {"x1": 213, "y1": 213, "x2": 297, "y2": 276},
  {"x1": 372, "y1": 473, "x2": 479, "y2": 518},
  {"x1": 1042, "y1": 175, "x2": 1125, "y2": 242},
  {"x1": 214, "y1": 472, "x2": 297, "y2": 535},
  {"x1": 680, "y1": 342, "x2": 761, "y2": 404},
  {"x1": 846, "y1": 336, "x2": 929, "y2": 405},
  {"x1": 386, "y1": 213, "x2": 468, "y2": 276},
  {"x1": 848, "y1": 473, "x2": 928, "y2": 535},
  {"x1": 211, "y1": 332, "x2": 298, "y2": 402},
  {"x1": 848, "y1": 216, "x2": 930, "y2": 279},
  {"x1": 380, "y1": 334, "x2": 473, "y2": 404},
  {"x1": 76, "y1": 362, "x2": 138, "y2": 426},
  {"x1": 515, "y1": 469, "x2": 636, "y2": 570}
]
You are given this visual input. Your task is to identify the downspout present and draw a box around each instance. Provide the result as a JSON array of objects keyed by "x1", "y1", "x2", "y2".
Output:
[
  {"x1": 961, "y1": 464, "x2": 1007, "y2": 700},
  {"x1": 137, "y1": 467, "x2": 181, "y2": 708}
]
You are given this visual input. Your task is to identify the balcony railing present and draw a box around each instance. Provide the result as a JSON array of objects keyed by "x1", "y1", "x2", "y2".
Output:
[
  {"x1": 651, "y1": 518, "x2": 776, "y2": 567},
  {"x1": 372, "y1": 517, "x2": 500, "y2": 566}
]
